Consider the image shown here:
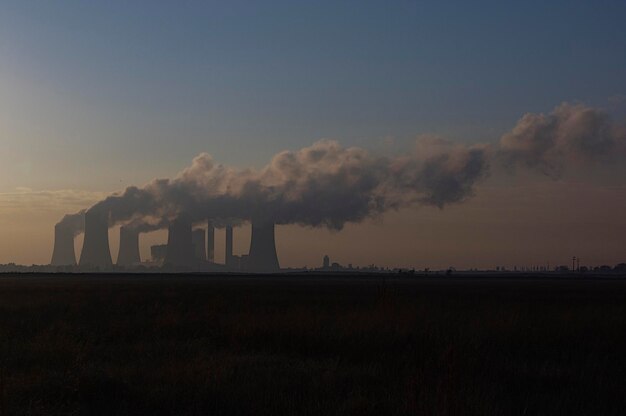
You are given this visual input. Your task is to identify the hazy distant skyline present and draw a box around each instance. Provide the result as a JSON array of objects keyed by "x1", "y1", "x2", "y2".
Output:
[{"x1": 1, "y1": 1, "x2": 625, "y2": 268}]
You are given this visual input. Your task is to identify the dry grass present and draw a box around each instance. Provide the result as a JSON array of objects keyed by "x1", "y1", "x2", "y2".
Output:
[{"x1": 1, "y1": 274, "x2": 626, "y2": 415}]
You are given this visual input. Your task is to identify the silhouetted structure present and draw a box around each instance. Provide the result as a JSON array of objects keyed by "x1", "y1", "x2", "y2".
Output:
[
  {"x1": 192, "y1": 228, "x2": 207, "y2": 261},
  {"x1": 117, "y1": 226, "x2": 140, "y2": 266},
  {"x1": 50, "y1": 223, "x2": 77, "y2": 266},
  {"x1": 225, "y1": 225, "x2": 233, "y2": 267},
  {"x1": 323, "y1": 255, "x2": 330, "y2": 269},
  {"x1": 246, "y1": 221, "x2": 280, "y2": 272},
  {"x1": 164, "y1": 216, "x2": 194, "y2": 267},
  {"x1": 207, "y1": 220, "x2": 215, "y2": 262},
  {"x1": 150, "y1": 244, "x2": 167, "y2": 261},
  {"x1": 79, "y1": 209, "x2": 113, "y2": 268}
]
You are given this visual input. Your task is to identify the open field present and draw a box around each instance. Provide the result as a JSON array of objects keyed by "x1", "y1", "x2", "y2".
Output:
[{"x1": 1, "y1": 273, "x2": 626, "y2": 415}]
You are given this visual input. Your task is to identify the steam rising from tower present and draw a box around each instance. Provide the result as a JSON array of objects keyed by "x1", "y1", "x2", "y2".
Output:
[{"x1": 52, "y1": 101, "x2": 626, "y2": 272}]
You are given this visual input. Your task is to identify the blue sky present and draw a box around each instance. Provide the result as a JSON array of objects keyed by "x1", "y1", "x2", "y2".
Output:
[
  {"x1": 1, "y1": 1, "x2": 625, "y2": 191},
  {"x1": 1, "y1": 1, "x2": 626, "y2": 266}
]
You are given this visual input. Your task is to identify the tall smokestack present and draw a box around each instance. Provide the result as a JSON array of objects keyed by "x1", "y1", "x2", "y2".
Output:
[
  {"x1": 50, "y1": 223, "x2": 77, "y2": 266},
  {"x1": 164, "y1": 216, "x2": 194, "y2": 267},
  {"x1": 79, "y1": 209, "x2": 113, "y2": 268},
  {"x1": 207, "y1": 220, "x2": 215, "y2": 262},
  {"x1": 192, "y1": 228, "x2": 207, "y2": 261},
  {"x1": 117, "y1": 226, "x2": 140, "y2": 266},
  {"x1": 246, "y1": 221, "x2": 280, "y2": 272},
  {"x1": 225, "y1": 225, "x2": 233, "y2": 266}
]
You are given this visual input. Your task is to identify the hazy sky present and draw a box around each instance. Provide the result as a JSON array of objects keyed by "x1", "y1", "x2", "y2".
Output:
[{"x1": 1, "y1": 1, "x2": 625, "y2": 268}]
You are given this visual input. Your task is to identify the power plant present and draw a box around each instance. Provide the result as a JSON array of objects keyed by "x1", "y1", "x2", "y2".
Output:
[
  {"x1": 53, "y1": 209, "x2": 282, "y2": 272},
  {"x1": 117, "y1": 226, "x2": 141, "y2": 266},
  {"x1": 51, "y1": 223, "x2": 77, "y2": 266},
  {"x1": 79, "y1": 209, "x2": 113, "y2": 268},
  {"x1": 246, "y1": 221, "x2": 280, "y2": 272}
]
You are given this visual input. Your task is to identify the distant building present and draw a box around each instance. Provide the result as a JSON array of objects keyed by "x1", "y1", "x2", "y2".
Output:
[{"x1": 323, "y1": 255, "x2": 330, "y2": 269}]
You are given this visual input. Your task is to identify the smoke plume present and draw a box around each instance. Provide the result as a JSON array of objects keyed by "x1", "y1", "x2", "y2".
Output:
[
  {"x1": 55, "y1": 102, "x2": 625, "y2": 235},
  {"x1": 82, "y1": 139, "x2": 489, "y2": 232},
  {"x1": 498, "y1": 102, "x2": 626, "y2": 175},
  {"x1": 56, "y1": 210, "x2": 86, "y2": 236}
]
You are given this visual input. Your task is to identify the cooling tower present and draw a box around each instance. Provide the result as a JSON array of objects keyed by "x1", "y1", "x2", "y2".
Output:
[
  {"x1": 79, "y1": 209, "x2": 113, "y2": 268},
  {"x1": 192, "y1": 228, "x2": 207, "y2": 261},
  {"x1": 151, "y1": 244, "x2": 167, "y2": 261},
  {"x1": 246, "y1": 221, "x2": 280, "y2": 272},
  {"x1": 225, "y1": 225, "x2": 233, "y2": 267},
  {"x1": 117, "y1": 226, "x2": 140, "y2": 266},
  {"x1": 207, "y1": 220, "x2": 215, "y2": 262},
  {"x1": 164, "y1": 216, "x2": 194, "y2": 267},
  {"x1": 50, "y1": 223, "x2": 77, "y2": 266}
]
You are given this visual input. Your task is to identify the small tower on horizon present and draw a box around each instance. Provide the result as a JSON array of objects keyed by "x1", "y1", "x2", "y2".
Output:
[{"x1": 323, "y1": 255, "x2": 330, "y2": 269}]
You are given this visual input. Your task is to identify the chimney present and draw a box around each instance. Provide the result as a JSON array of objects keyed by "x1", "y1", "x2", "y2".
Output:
[
  {"x1": 207, "y1": 220, "x2": 215, "y2": 262},
  {"x1": 192, "y1": 228, "x2": 207, "y2": 261},
  {"x1": 79, "y1": 209, "x2": 113, "y2": 268},
  {"x1": 50, "y1": 223, "x2": 77, "y2": 266},
  {"x1": 117, "y1": 226, "x2": 141, "y2": 266},
  {"x1": 164, "y1": 216, "x2": 194, "y2": 267},
  {"x1": 225, "y1": 225, "x2": 233, "y2": 267},
  {"x1": 246, "y1": 221, "x2": 280, "y2": 272}
]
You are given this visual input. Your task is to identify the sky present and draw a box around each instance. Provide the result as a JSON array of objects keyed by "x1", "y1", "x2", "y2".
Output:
[{"x1": 1, "y1": 1, "x2": 626, "y2": 269}]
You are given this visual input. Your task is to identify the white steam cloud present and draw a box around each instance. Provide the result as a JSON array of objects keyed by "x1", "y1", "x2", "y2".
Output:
[
  {"x1": 499, "y1": 102, "x2": 626, "y2": 175},
  {"x1": 56, "y1": 102, "x2": 625, "y2": 235}
]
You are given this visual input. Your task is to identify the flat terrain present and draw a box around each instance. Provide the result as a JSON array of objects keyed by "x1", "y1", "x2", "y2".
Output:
[{"x1": 1, "y1": 273, "x2": 626, "y2": 415}]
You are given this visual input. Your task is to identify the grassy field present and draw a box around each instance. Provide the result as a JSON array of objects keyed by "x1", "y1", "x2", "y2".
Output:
[{"x1": 1, "y1": 273, "x2": 626, "y2": 415}]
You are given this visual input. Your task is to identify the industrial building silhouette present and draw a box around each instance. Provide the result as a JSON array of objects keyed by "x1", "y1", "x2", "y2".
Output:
[
  {"x1": 164, "y1": 216, "x2": 194, "y2": 268},
  {"x1": 117, "y1": 226, "x2": 140, "y2": 267},
  {"x1": 50, "y1": 223, "x2": 77, "y2": 266},
  {"x1": 52, "y1": 210, "x2": 281, "y2": 272},
  {"x1": 247, "y1": 221, "x2": 279, "y2": 272},
  {"x1": 79, "y1": 209, "x2": 113, "y2": 268}
]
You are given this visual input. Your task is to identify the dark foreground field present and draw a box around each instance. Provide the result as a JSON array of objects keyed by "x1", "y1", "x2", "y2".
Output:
[{"x1": 2, "y1": 273, "x2": 626, "y2": 415}]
